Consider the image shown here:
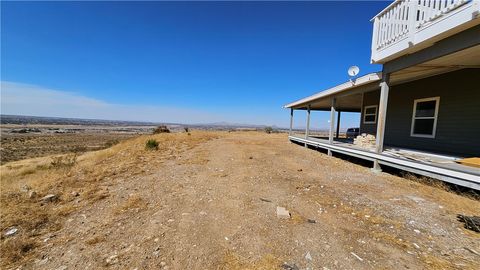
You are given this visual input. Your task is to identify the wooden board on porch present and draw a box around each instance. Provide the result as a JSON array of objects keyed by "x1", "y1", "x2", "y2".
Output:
[{"x1": 456, "y1": 157, "x2": 480, "y2": 168}]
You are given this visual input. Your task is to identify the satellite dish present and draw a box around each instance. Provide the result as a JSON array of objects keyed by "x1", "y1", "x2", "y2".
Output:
[{"x1": 348, "y1": 66, "x2": 360, "y2": 77}]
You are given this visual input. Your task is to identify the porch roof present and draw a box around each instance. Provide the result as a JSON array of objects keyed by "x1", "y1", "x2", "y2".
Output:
[
  {"x1": 285, "y1": 43, "x2": 480, "y2": 111},
  {"x1": 284, "y1": 72, "x2": 381, "y2": 111}
]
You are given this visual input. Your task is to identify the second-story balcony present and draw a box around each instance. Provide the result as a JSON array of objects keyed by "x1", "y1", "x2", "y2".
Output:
[{"x1": 371, "y1": 0, "x2": 480, "y2": 63}]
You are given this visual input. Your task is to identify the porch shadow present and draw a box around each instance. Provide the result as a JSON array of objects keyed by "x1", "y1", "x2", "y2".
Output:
[{"x1": 291, "y1": 140, "x2": 480, "y2": 199}]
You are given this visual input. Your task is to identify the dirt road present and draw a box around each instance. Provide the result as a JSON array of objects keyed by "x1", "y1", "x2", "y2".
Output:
[{"x1": 1, "y1": 132, "x2": 479, "y2": 269}]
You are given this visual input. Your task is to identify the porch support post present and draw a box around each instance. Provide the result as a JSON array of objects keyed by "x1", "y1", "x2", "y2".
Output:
[
  {"x1": 336, "y1": 111, "x2": 341, "y2": 139},
  {"x1": 305, "y1": 105, "x2": 311, "y2": 147},
  {"x1": 289, "y1": 108, "x2": 294, "y2": 135},
  {"x1": 328, "y1": 98, "x2": 336, "y2": 156},
  {"x1": 373, "y1": 73, "x2": 390, "y2": 172}
]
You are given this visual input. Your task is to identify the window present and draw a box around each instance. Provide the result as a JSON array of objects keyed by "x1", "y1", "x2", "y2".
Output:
[
  {"x1": 363, "y1": 105, "x2": 377, "y2": 124},
  {"x1": 410, "y1": 97, "x2": 440, "y2": 138}
]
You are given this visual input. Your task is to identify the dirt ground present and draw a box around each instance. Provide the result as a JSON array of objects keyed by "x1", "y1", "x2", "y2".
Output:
[
  {"x1": 0, "y1": 133, "x2": 138, "y2": 164},
  {"x1": 0, "y1": 124, "x2": 155, "y2": 164},
  {"x1": 1, "y1": 131, "x2": 479, "y2": 269}
]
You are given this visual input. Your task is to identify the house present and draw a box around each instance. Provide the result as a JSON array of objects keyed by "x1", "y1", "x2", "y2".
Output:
[{"x1": 285, "y1": 0, "x2": 480, "y2": 190}]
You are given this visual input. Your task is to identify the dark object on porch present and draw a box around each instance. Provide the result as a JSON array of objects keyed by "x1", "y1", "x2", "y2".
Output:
[
  {"x1": 153, "y1": 125, "x2": 170, "y2": 134},
  {"x1": 457, "y1": 214, "x2": 480, "y2": 233},
  {"x1": 346, "y1": 128, "x2": 360, "y2": 139}
]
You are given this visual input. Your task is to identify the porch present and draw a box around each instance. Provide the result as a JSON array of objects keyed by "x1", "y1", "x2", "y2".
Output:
[
  {"x1": 285, "y1": 67, "x2": 480, "y2": 190},
  {"x1": 371, "y1": 0, "x2": 480, "y2": 63},
  {"x1": 289, "y1": 134, "x2": 480, "y2": 190}
]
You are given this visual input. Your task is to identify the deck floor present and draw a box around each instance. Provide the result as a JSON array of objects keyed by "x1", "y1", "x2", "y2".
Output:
[{"x1": 289, "y1": 134, "x2": 480, "y2": 183}]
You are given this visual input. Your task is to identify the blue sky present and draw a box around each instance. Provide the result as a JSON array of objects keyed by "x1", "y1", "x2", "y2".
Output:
[{"x1": 1, "y1": 1, "x2": 386, "y2": 128}]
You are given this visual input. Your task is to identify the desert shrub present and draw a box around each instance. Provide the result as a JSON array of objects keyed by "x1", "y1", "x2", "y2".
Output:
[
  {"x1": 104, "y1": 139, "x2": 119, "y2": 148},
  {"x1": 71, "y1": 145, "x2": 87, "y2": 153},
  {"x1": 184, "y1": 127, "x2": 189, "y2": 133},
  {"x1": 153, "y1": 125, "x2": 170, "y2": 134},
  {"x1": 50, "y1": 154, "x2": 77, "y2": 168},
  {"x1": 264, "y1": 126, "x2": 274, "y2": 134},
  {"x1": 145, "y1": 139, "x2": 159, "y2": 150}
]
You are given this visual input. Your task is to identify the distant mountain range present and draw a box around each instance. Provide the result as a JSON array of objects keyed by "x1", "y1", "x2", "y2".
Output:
[
  {"x1": 0, "y1": 114, "x2": 285, "y2": 130},
  {"x1": 0, "y1": 114, "x2": 160, "y2": 126}
]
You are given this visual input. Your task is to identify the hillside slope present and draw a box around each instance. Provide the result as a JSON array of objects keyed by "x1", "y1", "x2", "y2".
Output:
[{"x1": 1, "y1": 131, "x2": 479, "y2": 269}]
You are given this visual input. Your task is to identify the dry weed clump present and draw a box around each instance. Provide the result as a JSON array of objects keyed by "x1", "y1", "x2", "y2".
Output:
[
  {"x1": 50, "y1": 153, "x2": 78, "y2": 169},
  {"x1": 402, "y1": 172, "x2": 450, "y2": 190},
  {"x1": 85, "y1": 235, "x2": 107, "y2": 246},
  {"x1": 1, "y1": 234, "x2": 37, "y2": 264},
  {"x1": 153, "y1": 125, "x2": 170, "y2": 134},
  {"x1": 401, "y1": 172, "x2": 480, "y2": 200},
  {"x1": 115, "y1": 194, "x2": 148, "y2": 215},
  {"x1": 222, "y1": 251, "x2": 281, "y2": 270},
  {"x1": 104, "y1": 139, "x2": 120, "y2": 148}
]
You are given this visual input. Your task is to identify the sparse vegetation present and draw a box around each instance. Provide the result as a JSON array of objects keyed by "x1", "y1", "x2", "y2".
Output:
[
  {"x1": 50, "y1": 153, "x2": 77, "y2": 168},
  {"x1": 400, "y1": 171, "x2": 480, "y2": 200},
  {"x1": 117, "y1": 194, "x2": 148, "y2": 214},
  {"x1": 71, "y1": 145, "x2": 87, "y2": 153},
  {"x1": 184, "y1": 127, "x2": 189, "y2": 133},
  {"x1": 0, "y1": 131, "x2": 218, "y2": 269},
  {"x1": 153, "y1": 125, "x2": 170, "y2": 134},
  {"x1": 145, "y1": 139, "x2": 159, "y2": 150},
  {"x1": 104, "y1": 139, "x2": 120, "y2": 148},
  {"x1": 1, "y1": 131, "x2": 479, "y2": 269},
  {"x1": 1, "y1": 132, "x2": 136, "y2": 164},
  {"x1": 85, "y1": 235, "x2": 106, "y2": 246},
  {"x1": 2, "y1": 234, "x2": 37, "y2": 264},
  {"x1": 264, "y1": 126, "x2": 274, "y2": 134}
]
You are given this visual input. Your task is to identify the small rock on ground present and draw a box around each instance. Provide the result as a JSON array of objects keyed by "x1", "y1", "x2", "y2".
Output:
[
  {"x1": 42, "y1": 194, "x2": 59, "y2": 203},
  {"x1": 276, "y1": 206, "x2": 291, "y2": 219},
  {"x1": 4, "y1": 228, "x2": 18, "y2": 237}
]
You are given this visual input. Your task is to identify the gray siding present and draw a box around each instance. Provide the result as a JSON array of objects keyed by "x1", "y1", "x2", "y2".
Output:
[
  {"x1": 358, "y1": 68, "x2": 480, "y2": 157},
  {"x1": 384, "y1": 68, "x2": 480, "y2": 157}
]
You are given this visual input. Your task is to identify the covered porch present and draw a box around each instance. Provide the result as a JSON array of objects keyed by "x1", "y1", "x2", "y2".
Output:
[
  {"x1": 285, "y1": 65, "x2": 480, "y2": 190},
  {"x1": 288, "y1": 134, "x2": 480, "y2": 190}
]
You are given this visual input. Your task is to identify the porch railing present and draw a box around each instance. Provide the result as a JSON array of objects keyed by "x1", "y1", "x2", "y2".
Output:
[{"x1": 371, "y1": 0, "x2": 479, "y2": 63}]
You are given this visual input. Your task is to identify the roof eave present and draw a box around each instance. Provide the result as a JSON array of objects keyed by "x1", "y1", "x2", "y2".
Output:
[{"x1": 284, "y1": 72, "x2": 382, "y2": 109}]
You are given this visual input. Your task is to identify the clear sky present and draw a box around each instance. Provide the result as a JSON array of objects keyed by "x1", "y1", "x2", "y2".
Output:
[{"x1": 1, "y1": 1, "x2": 386, "y2": 128}]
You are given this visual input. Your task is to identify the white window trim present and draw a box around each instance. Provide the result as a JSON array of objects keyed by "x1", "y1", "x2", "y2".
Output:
[
  {"x1": 363, "y1": 105, "x2": 378, "y2": 124},
  {"x1": 410, "y1": 96, "x2": 440, "y2": 138}
]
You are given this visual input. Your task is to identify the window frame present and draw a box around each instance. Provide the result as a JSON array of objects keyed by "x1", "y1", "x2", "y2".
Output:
[
  {"x1": 410, "y1": 96, "x2": 440, "y2": 138},
  {"x1": 363, "y1": 105, "x2": 378, "y2": 124}
]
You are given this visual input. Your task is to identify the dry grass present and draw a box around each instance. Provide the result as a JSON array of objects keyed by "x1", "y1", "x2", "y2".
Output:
[
  {"x1": 401, "y1": 172, "x2": 479, "y2": 200},
  {"x1": 402, "y1": 172, "x2": 451, "y2": 191},
  {"x1": 1, "y1": 132, "x2": 137, "y2": 164},
  {"x1": 1, "y1": 234, "x2": 38, "y2": 263},
  {"x1": 0, "y1": 131, "x2": 219, "y2": 268},
  {"x1": 85, "y1": 235, "x2": 107, "y2": 246},
  {"x1": 115, "y1": 194, "x2": 148, "y2": 214},
  {"x1": 2, "y1": 130, "x2": 478, "y2": 269}
]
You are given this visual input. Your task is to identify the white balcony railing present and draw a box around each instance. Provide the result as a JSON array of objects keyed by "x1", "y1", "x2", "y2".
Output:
[{"x1": 371, "y1": 0, "x2": 480, "y2": 63}]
